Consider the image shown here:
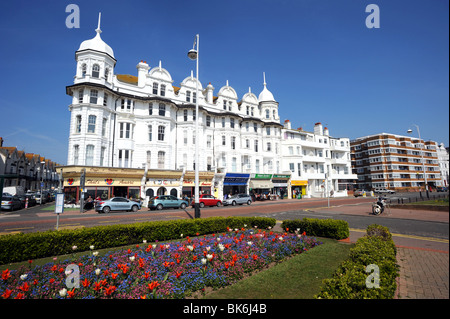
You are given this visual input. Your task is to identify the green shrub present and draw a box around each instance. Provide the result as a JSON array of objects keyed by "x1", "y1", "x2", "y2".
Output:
[
  {"x1": 0, "y1": 216, "x2": 276, "y2": 265},
  {"x1": 315, "y1": 224, "x2": 399, "y2": 299},
  {"x1": 281, "y1": 218, "x2": 349, "y2": 240}
]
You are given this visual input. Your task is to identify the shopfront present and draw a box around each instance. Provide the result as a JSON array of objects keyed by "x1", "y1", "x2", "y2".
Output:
[
  {"x1": 223, "y1": 173, "x2": 250, "y2": 198},
  {"x1": 290, "y1": 180, "x2": 308, "y2": 199},
  {"x1": 272, "y1": 174, "x2": 290, "y2": 199},
  {"x1": 144, "y1": 169, "x2": 183, "y2": 203},
  {"x1": 61, "y1": 166, "x2": 145, "y2": 203},
  {"x1": 249, "y1": 174, "x2": 273, "y2": 199},
  {"x1": 181, "y1": 171, "x2": 215, "y2": 198}
]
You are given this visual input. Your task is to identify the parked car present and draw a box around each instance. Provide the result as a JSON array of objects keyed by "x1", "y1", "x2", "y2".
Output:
[
  {"x1": 223, "y1": 194, "x2": 252, "y2": 206},
  {"x1": 34, "y1": 192, "x2": 47, "y2": 204},
  {"x1": 148, "y1": 195, "x2": 188, "y2": 210},
  {"x1": 373, "y1": 188, "x2": 395, "y2": 194},
  {"x1": 353, "y1": 189, "x2": 368, "y2": 197},
  {"x1": 436, "y1": 186, "x2": 448, "y2": 192},
  {"x1": 95, "y1": 197, "x2": 141, "y2": 213},
  {"x1": 1, "y1": 195, "x2": 23, "y2": 211},
  {"x1": 191, "y1": 194, "x2": 222, "y2": 208}
]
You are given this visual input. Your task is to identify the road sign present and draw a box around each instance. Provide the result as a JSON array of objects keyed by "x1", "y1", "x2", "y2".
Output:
[{"x1": 55, "y1": 193, "x2": 65, "y2": 231}]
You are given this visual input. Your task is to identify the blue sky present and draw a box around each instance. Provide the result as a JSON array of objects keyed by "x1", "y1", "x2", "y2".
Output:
[{"x1": 0, "y1": 0, "x2": 448, "y2": 165}]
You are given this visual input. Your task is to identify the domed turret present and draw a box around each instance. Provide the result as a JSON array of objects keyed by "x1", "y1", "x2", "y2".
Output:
[
  {"x1": 77, "y1": 13, "x2": 114, "y2": 59},
  {"x1": 258, "y1": 72, "x2": 275, "y2": 102}
]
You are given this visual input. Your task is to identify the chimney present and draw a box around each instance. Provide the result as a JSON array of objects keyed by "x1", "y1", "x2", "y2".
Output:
[
  {"x1": 136, "y1": 60, "x2": 150, "y2": 87},
  {"x1": 323, "y1": 127, "x2": 329, "y2": 136},
  {"x1": 284, "y1": 119, "x2": 291, "y2": 129},
  {"x1": 0, "y1": 137, "x2": 3, "y2": 147},
  {"x1": 314, "y1": 122, "x2": 323, "y2": 135},
  {"x1": 205, "y1": 82, "x2": 214, "y2": 103}
]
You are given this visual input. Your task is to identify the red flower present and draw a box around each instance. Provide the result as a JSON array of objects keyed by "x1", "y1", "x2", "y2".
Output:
[
  {"x1": 82, "y1": 278, "x2": 91, "y2": 287},
  {"x1": 67, "y1": 288, "x2": 75, "y2": 298},
  {"x1": 192, "y1": 255, "x2": 198, "y2": 262},
  {"x1": 104, "y1": 285, "x2": 116, "y2": 296},
  {"x1": 33, "y1": 279, "x2": 38, "y2": 285},
  {"x1": 2, "y1": 289, "x2": 12, "y2": 299},
  {"x1": 1, "y1": 269, "x2": 11, "y2": 281},
  {"x1": 144, "y1": 271, "x2": 150, "y2": 279},
  {"x1": 14, "y1": 292, "x2": 24, "y2": 299},
  {"x1": 252, "y1": 254, "x2": 258, "y2": 261},
  {"x1": 49, "y1": 278, "x2": 55, "y2": 284},
  {"x1": 174, "y1": 271, "x2": 182, "y2": 279},
  {"x1": 111, "y1": 273, "x2": 118, "y2": 280},
  {"x1": 148, "y1": 281, "x2": 160, "y2": 291},
  {"x1": 93, "y1": 282, "x2": 102, "y2": 292},
  {"x1": 50, "y1": 265, "x2": 57, "y2": 271},
  {"x1": 19, "y1": 282, "x2": 30, "y2": 292}
]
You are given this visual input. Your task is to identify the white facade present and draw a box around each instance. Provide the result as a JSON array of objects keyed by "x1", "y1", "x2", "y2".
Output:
[
  {"x1": 437, "y1": 143, "x2": 449, "y2": 187},
  {"x1": 281, "y1": 121, "x2": 357, "y2": 197},
  {"x1": 66, "y1": 22, "x2": 356, "y2": 198}
]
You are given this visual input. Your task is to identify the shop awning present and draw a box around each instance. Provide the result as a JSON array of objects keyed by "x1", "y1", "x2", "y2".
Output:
[
  {"x1": 291, "y1": 180, "x2": 308, "y2": 186},
  {"x1": 249, "y1": 179, "x2": 274, "y2": 189},
  {"x1": 224, "y1": 173, "x2": 250, "y2": 186}
]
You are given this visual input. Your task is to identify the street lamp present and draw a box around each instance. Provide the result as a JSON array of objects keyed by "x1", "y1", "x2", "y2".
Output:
[
  {"x1": 188, "y1": 34, "x2": 201, "y2": 218},
  {"x1": 407, "y1": 125, "x2": 429, "y2": 199}
]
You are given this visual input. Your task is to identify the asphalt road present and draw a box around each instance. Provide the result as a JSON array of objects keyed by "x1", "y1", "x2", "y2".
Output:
[{"x1": 1, "y1": 194, "x2": 448, "y2": 243}]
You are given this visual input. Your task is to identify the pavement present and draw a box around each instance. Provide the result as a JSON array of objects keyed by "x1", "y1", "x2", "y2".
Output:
[{"x1": 300, "y1": 201, "x2": 449, "y2": 299}]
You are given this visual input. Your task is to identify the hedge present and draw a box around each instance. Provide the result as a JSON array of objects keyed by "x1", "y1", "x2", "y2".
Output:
[
  {"x1": 281, "y1": 218, "x2": 349, "y2": 240},
  {"x1": 0, "y1": 216, "x2": 276, "y2": 265},
  {"x1": 315, "y1": 224, "x2": 400, "y2": 299}
]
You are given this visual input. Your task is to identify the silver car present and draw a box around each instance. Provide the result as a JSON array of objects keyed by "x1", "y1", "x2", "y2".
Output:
[
  {"x1": 95, "y1": 197, "x2": 141, "y2": 213},
  {"x1": 223, "y1": 194, "x2": 252, "y2": 206}
]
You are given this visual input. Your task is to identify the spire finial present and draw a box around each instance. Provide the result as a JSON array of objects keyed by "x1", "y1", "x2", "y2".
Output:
[
  {"x1": 226, "y1": 80, "x2": 229, "y2": 87},
  {"x1": 159, "y1": 60, "x2": 162, "y2": 69},
  {"x1": 263, "y1": 72, "x2": 266, "y2": 87},
  {"x1": 96, "y1": 12, "x2": 102, "y2": 34}
]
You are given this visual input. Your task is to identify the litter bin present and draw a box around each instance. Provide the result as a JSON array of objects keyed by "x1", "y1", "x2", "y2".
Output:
[{"x1": 297, "y1": 194, "x2": 302, "y2": 199}]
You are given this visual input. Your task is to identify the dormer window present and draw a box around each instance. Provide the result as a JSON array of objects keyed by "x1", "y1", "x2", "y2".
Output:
[{"x1": 92, "y1": 64, "x2": 100, "y2": 78}]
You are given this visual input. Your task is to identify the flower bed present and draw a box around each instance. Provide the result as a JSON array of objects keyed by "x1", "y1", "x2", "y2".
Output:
[{"x1": 1, "y1": 227, "x2": 322, "y2": 299}]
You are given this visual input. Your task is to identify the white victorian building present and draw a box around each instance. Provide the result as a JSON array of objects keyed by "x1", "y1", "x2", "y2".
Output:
[{"x1": 64, "y1": 18, "x2": 356, "y2": 201}]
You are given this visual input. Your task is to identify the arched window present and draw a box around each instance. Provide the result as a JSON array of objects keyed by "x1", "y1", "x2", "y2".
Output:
[
  {"x1": 81, "y1": 64, "x2": 87, "y2": 77},
  {"x1": 92, "y1": 64, "x2": 100, "y2": 78},
  {"x1": 265, "y1": 109, "x2": 270, "y2": 119},
  {"x1": 104, "y1": 68, "x2": 110, "y2": 81},
  {"x1": 170, "y1": 188, "x2": 178, "y2": 197},
  {"x1": 145, "y1": 188, "x2": 154, "y2": 198}
]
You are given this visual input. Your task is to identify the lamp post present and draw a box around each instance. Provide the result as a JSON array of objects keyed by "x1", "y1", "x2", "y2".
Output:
[
  {"x1": 40, "y1": 161, "x2": 45, "y2": 205},
  {"x1": 188, "y1": 34, "x2": 201, "y2": 218},
  {"x1": 407, "y1": 125, "x2": 429, "y2": 199}
]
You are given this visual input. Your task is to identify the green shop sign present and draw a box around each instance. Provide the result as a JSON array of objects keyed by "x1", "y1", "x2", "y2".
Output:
[{"x1": 254, "y1": 174, "x2": 272, "y2": 179}]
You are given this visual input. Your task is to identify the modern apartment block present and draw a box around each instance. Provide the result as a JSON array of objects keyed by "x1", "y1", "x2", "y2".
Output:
[{"x1": 351, "y1": 133, "x2": 443, "y2": 191}]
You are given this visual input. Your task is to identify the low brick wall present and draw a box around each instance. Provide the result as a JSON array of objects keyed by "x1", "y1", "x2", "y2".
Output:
[{"x1": 390, "y1": 204, "x2": 448, "y2": 212}]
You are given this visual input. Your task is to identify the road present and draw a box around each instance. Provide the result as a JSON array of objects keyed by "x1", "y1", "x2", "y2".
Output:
[{"x1": 1, "y1": 195, "x2": 448, "y2": 245}]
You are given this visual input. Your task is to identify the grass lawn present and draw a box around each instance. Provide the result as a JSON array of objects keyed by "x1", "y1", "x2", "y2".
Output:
[{"x1": 203, "y1": 237, "x2": 353, "y2": 299}]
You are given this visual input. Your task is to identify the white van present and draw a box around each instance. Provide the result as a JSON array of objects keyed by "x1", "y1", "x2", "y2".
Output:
[{"x1": 3, "y1": 186, "x2": 25, "y2": 196}]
